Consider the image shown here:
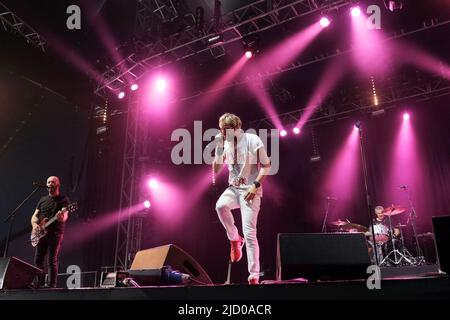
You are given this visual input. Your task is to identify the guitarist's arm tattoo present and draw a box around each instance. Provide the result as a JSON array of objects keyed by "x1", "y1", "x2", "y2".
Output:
[{"x1": 31, "y1": 209, "x2": 39, "y2": 228}]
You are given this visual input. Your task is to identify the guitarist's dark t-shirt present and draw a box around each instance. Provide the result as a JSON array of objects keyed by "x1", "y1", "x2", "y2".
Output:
[{"x1": 36, "y1": 195, "x2": 69, "y2": 235}]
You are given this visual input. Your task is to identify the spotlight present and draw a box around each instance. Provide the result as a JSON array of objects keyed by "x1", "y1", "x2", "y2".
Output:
[
  {"x1": 155, "y1": 78, "x2": 167, "y2": 92},
  {"x1": 118, "y1": 91, "x2": 125, "y2": 99},
  {"x1": 243, "y1": 36, "x2": 260, "y2": 58},
  {"x1": 280, "y1": 129, "x2": 287, "y2": 137},
  {"x1": 131, "y1": 84, "x2": 139, "y2": 91},
  {"x1": 371, "y1": 109, "x2": 385, "y2": 117},
  {"x1": 207, "y1": 34, "x2": 223, "y2": 46},
  {"x1": 354, "y1": 121, "x2": 361, "y2": 130},
  {"x1": 403, "y1": 112, "x2": 410, "y2": 121},
  {"x1": 350, "y1": 6, "x2": 361, "y2": 17},
  {"x1": 319, "y1": 16, "x2": 331, "y2": 28},
  {"x1": 293, "y1": 127, "x2": 300, "y2": 135},
  {"x1": 148, "y1": 178, "x2": 159, "y2": 190},
  {"x1": 383, "y1": 0, "x2": 404, "y2": 12},
  {"x1": 144, "y1": 200, "x2": 151, "y2": 209}
]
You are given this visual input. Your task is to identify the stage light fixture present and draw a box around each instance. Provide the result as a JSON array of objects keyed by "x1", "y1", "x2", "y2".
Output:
[
  {"x1": 131, "y1": 84, "x2": 139, "y2": 91},
  {"x1": 155, "y1": 78, "x2": 167, "y2": 92},
  {"x1": 403, "y1": 112, "x2": 410, "y2": 121},
  {"x1": 207, "y1": 34, "x2": 223, "y2": 46},
  {"x1": 118, "y1": 91, "x2": 125, "y2": 99},
  {"x1": 319, "y1": 16, "x2": 331, "y2": 28},
  {"x1": 293, "y1": 127, "x2": 300, "y2": 135},
  {"x1": 280, "y1": 129, "x2": 287, "y2": 137},
  {"x1": 383, "y1": 0, "x2": 404, "y2": 12},
  {"x1": 144, "y1": 200, "x2": 151, "y2": 208},
  {"x1": 243, "y1": 36, "x2": 260, "y2": 58},
  {"x1": 148, "y1": 178, "x2": 159, "y2": 190},
  {"x1": 351, "y1": 6, "x2": 361, "y2": 17}
]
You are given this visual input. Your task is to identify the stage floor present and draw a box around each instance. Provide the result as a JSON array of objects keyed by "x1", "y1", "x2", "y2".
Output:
[{"x1": 1, "y1": 266, "x2": 448, "y2": 301}]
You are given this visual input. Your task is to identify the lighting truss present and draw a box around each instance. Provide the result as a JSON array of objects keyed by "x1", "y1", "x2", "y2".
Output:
[
  {"x1": 248, "y1": 72, "x2": 450, "y2": 131},
  {"x1": 177, "y1": 18, "x2": 450, "y2": 104},
  {"x1": 0, "y1": 1, "x2": 46, "y2": 52},
  {"x1": 95, "y1": 0, "x2": 352, "y2": 96}
]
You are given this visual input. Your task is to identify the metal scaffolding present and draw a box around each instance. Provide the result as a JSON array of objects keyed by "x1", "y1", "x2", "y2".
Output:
[
  {"x1": 113, "y1": 95, "x2": 153, "y2": 271},
  {"x1": 176, "y1": 18, "x2": 450, "y2": 104},
  {"x1": 95, "y1": 0, "x2": 352, "y2": 95},
  {"x1": 0, "y1": 1, "x2": 46, "y2": 52},
  {"x1": 248, "y1": 72, "x2": 450, "y2": 130},
  {"x1": 114, "y1": 97, "x2": 140, "y2": 271}
]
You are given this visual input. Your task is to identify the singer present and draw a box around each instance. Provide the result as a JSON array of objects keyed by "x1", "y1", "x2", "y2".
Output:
[
  {"x1": 30, "y1": 176, "x2": 69, "y2": 288},
  {"x1": 213, "y1": 113, "x2": 271, "y2": 285}
]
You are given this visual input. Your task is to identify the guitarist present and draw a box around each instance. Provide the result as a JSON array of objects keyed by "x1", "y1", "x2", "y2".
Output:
[{"x1": 31, "y1": 176, "x2": 69, "y2": 288}]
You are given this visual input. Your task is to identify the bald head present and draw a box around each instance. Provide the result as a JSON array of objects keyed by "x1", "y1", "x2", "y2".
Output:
[{"x1": 47, "y1": 176, "x2": 61, "y2": 195}]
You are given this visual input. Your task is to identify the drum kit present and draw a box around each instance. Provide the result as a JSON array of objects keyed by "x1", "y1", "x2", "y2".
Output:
[{"x1": 330, "y1": 205, "x2": 424, "y2": 267}]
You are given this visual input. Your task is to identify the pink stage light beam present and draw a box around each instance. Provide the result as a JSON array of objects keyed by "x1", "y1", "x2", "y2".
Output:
[
  {"x1": 322, "y1": 127, "x2": 360, "y2": 216},
  {"x1": 350, "y1": 10, "x2": 391, "y2": 76},
  {"x1": 257, "y1": 22, "x2": 324, "y2": 74},
  {"x1": 296, "y1": 59, "x2": 347, "y2": 130},
  {"x1": 386, "y1": 112, "x2": 423, "y2": 208},
  {"x1": 63, "y1": 203, "x2": 147, "y2": 252},
  {"x1": 247, "y1": 82, "x2": 284, "y2": 130},
  {"x1": 393, "y1": 42, "x2": 450, "y2": 80},
  {"x1": 84, "y1": 4, "x2": 134, "y2": 84},
  {"x1": 194, "y1": 55, "x2": 249, "y2": 111}
]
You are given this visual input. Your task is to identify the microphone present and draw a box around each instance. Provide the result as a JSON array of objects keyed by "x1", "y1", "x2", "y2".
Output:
[
  {"x1": 327, "y1": 196, "x2": 337, "y2": 201},
  {"x1": 400, "y1": 185, "x2": 407, "y2": 190},
  {"x1": 33, "y1": 182, "x2": 48, "y2": 188}
]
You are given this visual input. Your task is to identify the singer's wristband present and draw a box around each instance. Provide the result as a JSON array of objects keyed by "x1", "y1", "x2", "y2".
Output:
[
  {"x1": 216, "y1": 147, "x2": 224, "y2": 156},
  {"x1": 253, "y1": 180, "x2": 261, "y2": 188}
]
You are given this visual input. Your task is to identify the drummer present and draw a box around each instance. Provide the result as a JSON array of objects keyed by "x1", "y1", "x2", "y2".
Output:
[
  {"x1": 365, "y1": 206, "x2": 400, "y2": 237},
  {"x1": 374, "y1": 206, "x2": 400, "y2": 236}
]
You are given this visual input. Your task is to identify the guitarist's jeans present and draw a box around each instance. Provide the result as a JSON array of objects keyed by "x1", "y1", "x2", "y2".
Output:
[
  {"x1": 215, "y1": 186, "x2": 262, "y2": 282},
  {"x1": 34, "y1": 232, "x2": 63, "y2": 287}
]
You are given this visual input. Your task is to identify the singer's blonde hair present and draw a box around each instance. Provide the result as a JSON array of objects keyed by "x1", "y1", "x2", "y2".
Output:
[{"x1": 219, "y1": 113, "x2": 242, "y2": 130}]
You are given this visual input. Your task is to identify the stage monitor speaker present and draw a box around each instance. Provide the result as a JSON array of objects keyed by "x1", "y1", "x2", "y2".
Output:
[
  {"x1": 131, "y1": 244, "x2": 213, "y2": 285},
  {"x1": 0, "y1": 256, "x2": 43, "y2": 289},
  {"x1": 432, "y1": 215, "x2": 450, "y2": 274},
  {"x1": 277, "y1": 233, "x2": 371, "y2": 281}
]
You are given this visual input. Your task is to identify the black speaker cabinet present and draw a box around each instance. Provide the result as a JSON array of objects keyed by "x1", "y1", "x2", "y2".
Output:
[
  {"x1": 130, "y1": 244, "x2": 213, "y2": 285},
  {"x1": 0, "y1": 256, "x2": 43, "y2": 289},
  {"x1": 432, "y1": 215, "x2": 450, "y2": 274},
  {"x1": 277, "y1": 233, "x2": 371, "y2": 281}
]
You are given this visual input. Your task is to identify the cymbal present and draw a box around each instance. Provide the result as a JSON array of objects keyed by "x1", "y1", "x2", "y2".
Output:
[
  {"x1": 330, "y1": 219, "x2": 348, "y2": 226},
  {"x1": 341, "y1": 223, "x2": 368, "y2": 233},
  {"x1": 395, "y1": 224, "x2": 408, "y2": 228},
  {"x1": 382, "y1": 205, "x2": 406, "y2": 216}
]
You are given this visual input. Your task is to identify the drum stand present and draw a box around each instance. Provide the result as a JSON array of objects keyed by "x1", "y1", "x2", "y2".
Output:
[
  {"x1": 380, "y1": 213, "x2": 415, "y2": 266},
  {"x1": 403, "y1": 186, "x2": 425, "y2": 265}
]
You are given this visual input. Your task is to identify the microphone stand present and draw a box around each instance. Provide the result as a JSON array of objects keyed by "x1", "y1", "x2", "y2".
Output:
[
  {"x1": 357, "y1": 124, "x2": 379, "y2": 266},
  {"x1": 402, "y1": 186, "x2": 424, "y2": 264},
  {"x1": 2, "y1": 186, "x2": 41, "y2": 257},
  {"x1": 321, "y1": 198, "x2": 331, "y2": 233}
]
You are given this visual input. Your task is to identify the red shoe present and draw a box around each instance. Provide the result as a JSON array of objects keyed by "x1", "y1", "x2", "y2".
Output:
[
  {"x1": 248, "y1": 278, "x2": 259, "y2": 285},
  {"x1": 230, "y1": 236, "x2": 244, "y2": 263}
]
